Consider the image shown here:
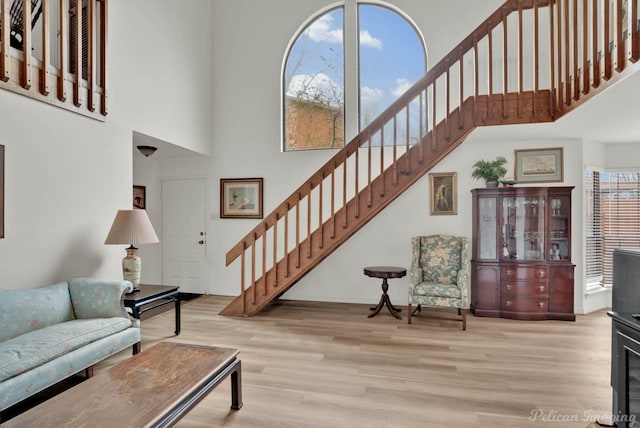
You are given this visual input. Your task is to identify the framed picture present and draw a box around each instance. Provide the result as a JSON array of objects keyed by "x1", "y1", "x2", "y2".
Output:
[
  {"x1": 220, "y1": 178, "x2": 263, "y2": 219},
  {"x1": 133, "y1": 185, "x2": 146, "y2": 209},
  {"x1": 430, "y1": 172, "x2": 457, "y2": 215},
  {"x1": 0, "y1": 145, "x2": 4, "y2": 239},
  {"x1": 515, "y1": 148, "x2": 564, "y2": 183}
]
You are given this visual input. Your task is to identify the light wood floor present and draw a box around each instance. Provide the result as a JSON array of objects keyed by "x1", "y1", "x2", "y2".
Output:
[{"x1": 97, "y1": 296, "x2": 612, "y2": 428}]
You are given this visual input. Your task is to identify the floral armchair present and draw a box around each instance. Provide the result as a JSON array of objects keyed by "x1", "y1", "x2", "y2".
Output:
[{"x1": 408, "y1": 234, "x2": 471, "y2": 330}]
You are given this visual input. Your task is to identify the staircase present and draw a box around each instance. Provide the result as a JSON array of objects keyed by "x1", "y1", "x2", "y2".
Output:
[{"x1": 221, "y1": 0, "x2": 640, "y2": 317}]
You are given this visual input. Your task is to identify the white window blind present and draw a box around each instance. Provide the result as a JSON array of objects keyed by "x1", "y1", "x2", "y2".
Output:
[
  {"x1": 585, "y1": 168, "x2": 602, "y2": 287},
  {"x1": 586, "y1": 169, "x2": 640, "y2": 288}
]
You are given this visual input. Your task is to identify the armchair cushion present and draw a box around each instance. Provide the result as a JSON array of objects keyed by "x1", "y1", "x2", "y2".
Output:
[
  {"x1": 418, "y1": 235, "x2": 462, "y2": 285},
  {"x1": 412, "y1": 283, "x2": 461, "y2": 299}
]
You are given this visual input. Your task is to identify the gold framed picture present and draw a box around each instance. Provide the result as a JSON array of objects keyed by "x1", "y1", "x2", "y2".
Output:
[
  {"x1": 220, "y1": 178, "x2": 264, "y2": 219},
  {"x1": 515, "y1": 147, "x2": 564, "y2": 183},
  {"x1": 430, "y1": 172, "x2": 457, "y2": 215}
]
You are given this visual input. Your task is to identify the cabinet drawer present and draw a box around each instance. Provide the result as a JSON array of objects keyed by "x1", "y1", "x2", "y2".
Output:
[
  {"x1": 501, "y1": 266, "x2": 548, "y2": 280},
  {"x1": 501, "y1": 297, "x2": 548, "y2": 312},
  {"x1": 501, "y1": 281, "x2": 549, "y2": 296}
]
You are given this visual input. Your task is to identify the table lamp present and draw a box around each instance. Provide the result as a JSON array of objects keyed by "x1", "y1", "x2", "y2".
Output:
[{"x1": 105, "y1": 209, "x2": 159, "y2": 291}]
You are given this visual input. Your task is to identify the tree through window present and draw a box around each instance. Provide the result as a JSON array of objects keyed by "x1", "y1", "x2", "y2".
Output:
[{"x1": 283, "y1": 2, "x2": 426, "y2": 151}]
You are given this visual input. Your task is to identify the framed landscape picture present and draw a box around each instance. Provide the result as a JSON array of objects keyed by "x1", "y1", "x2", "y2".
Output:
[
  {"x1": 429, "y1": 172, "x2": 457, "y2": 215},
  {"x1": 515, "y1": 148, "x2": 564, "y2": 183},
  {"x1": 220, "y1": 178, "x2": 263, "y2": 219}
]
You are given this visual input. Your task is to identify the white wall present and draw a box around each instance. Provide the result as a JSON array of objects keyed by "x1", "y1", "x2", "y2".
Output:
[
  {"x1": 204, "y1": 0, "x2": 502, "y2": 301},
  {"x1": 0, "y1": 0, "x2": 214, "y2": 289},
  {"x1": 3, "y1": 0, "x2": 627, "y2": 316},
  {"x1": 109, "y1": 0, "x2": 213, "y2": 157},
  {"x1": 0, "y1": 90, "x2": 131, "y2": 288},
  {"x1": 123, "y1": 0, "x2": 640, "y2": 315}
]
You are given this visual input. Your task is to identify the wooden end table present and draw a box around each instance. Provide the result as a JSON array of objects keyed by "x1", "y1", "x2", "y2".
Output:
[
  {"x1": 3, "y1": 342, "x2": 242, "y2": 427},
  {"x1": 364, "y1": 266, "x2": 407, "y2": 320},
  {"x1": 124, "y1": 284, "x2": 180, "y2": 335}
]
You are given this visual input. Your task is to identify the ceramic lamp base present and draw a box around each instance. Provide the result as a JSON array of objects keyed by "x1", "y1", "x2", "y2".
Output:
[{"x1": 122, "y1": 246, "x2": 141, "y2": 290}]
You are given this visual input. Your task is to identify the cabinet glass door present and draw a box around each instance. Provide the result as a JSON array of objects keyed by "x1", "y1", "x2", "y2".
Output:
[
  {"x1": 478, "y1": 196, "x2": 497, "y2": 260},
  {"x1": 502, "y1": 196, "x2": 545, "y2": 261},
  {"x1": 549, "y1": 194, "x2": 570, "y2": 260}
]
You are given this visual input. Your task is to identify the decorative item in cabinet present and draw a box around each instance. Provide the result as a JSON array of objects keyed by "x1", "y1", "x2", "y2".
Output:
[{"x1": 470, "y1": 186, "x2": 575, "y2": 321}]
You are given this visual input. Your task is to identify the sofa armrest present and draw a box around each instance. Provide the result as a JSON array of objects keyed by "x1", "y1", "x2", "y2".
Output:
[{"x1": 68, "y1": 277, "x2": 134, "y2": 320}]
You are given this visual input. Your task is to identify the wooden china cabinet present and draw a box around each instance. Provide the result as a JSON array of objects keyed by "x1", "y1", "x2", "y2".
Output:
[{"x1": 471, "y1": 186, "x2": 575, "y2": 321}]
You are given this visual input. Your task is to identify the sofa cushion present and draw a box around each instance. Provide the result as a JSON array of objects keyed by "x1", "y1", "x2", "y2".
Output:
[
  {"x1": 0, "y1": 282, "x2": 75, "y2": 342},
  {"x1": 0, "y1": 317, "x2": 131, "y2": 382}
]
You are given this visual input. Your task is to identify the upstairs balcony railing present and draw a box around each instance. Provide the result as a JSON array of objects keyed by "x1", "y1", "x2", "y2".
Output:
[{"x1": 0, "y1": 0, "x2": 108, "y2": 120}]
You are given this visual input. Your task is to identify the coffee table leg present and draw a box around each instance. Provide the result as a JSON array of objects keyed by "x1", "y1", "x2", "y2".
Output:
[{"x1": 231, "y1": 360, "x2": 243, "y2": 410}]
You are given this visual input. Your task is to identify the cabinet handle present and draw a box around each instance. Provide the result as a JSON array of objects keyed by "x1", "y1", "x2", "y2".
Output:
[
  {"x1": 539, "y1": 285, "x2": 545, "y2": 292},
  {"x1": 505, "y1": 301, "x2": 512, "y2": 307},
  {"x1": 506, "y1": 284, "x2": 512, "y2": 291},
  {"x1": 538, "y1": 302, "x2": 545, "y2": 308},
  {"x1": 505, "y1": 269, "x2": 513, "y2": 277},
  {"x1": 537, "y1": 270, "x2": 546, "y2": 278}
]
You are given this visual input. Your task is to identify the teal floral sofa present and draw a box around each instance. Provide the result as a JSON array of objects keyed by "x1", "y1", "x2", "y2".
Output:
[
  {"x1": 0, "y1": 278, "x2": 141, "y2": 414},
  {"x1": 407, "y1": 234, "x2": 471, "y2": 330}
]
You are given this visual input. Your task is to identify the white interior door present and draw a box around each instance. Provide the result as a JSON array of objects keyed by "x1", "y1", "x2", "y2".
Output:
[{"x1": 162, "y1": 178, "x2": 207, "y2": 294}]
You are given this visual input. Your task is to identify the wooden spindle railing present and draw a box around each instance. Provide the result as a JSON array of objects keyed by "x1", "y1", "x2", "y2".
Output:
[
  {"x1": 221, "y1": 0, "x2": 640, "y2": 317},
  {"x1": 0, "y1": 0, "x2": 107, "y2": 120}
]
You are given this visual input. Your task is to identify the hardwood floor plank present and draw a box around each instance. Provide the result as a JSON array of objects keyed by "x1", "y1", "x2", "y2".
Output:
[{"x1": 87, "y1": 296, "x2": 612, "y2": 427}]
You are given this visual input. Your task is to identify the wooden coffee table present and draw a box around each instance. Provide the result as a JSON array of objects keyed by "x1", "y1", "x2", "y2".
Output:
[{"x1": 4, "y1": 342, "x2": 242, "y2": 427}]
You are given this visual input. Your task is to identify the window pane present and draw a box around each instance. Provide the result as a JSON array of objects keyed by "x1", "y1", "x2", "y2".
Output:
[
  {"x1": 284, "y1": 8, "x2": 345, "y2": 151},
  {"x1": 601, "y1": 172, "x2": 640, "y2": 285},
  {"x1": 358, "y1": 5, "x2": 425, "y2": 135}
]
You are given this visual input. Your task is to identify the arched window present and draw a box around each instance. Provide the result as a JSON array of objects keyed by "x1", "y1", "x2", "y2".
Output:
[{"x1": 283, "y1": 2, "x2": 426, "y2": 151}]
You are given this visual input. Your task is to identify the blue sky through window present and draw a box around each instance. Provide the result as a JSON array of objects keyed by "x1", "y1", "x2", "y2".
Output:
[
  {"x1": 284, "y1": 4, "x2": 425, "y2": 150},
  {"x1": 358, "y1": 5, "x2": 425, "y2": 127}
]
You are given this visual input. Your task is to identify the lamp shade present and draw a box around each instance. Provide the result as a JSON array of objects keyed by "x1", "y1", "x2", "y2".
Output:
[{"x1": 105, "y1": 209, "x2": 159, "y2": 246}]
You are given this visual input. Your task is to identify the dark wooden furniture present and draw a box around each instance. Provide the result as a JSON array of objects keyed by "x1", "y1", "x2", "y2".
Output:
[
  {"x1": 3, "y1": 342, "x2": 242, "y2": 428},
  {"x1": 609, "y1": 311, "x2": 640, "y2": 427},
  {"x1": 364, "y1": 266, "x2": 406, "y2": 320},
  {"x1": 124, "y1": 284, "x2": 180, "y2": 335},
  {"x1": 609, "y1": 249, "x2": 640, "y2": 426},
  {"x1": 470, "y1": 186, "x2": 575, "y2": 321}
]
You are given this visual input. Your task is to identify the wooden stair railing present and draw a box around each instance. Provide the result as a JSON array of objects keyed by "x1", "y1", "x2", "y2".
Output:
[
  {"x1": 0, "y1": 0, "x2": 108, "y2": 119},
  {"x1": 222, "y1": 0, "x2": 640, "y2": 317}
]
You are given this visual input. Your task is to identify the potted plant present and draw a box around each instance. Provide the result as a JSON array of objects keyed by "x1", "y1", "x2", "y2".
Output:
[{"x1": 471, "y1": 156, "x2": 508, "y2": 188}]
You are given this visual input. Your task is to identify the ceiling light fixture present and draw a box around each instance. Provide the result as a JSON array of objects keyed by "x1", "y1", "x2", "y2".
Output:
[{"x1": 136, "y1": 145, "x2": 158, "y2": 157}]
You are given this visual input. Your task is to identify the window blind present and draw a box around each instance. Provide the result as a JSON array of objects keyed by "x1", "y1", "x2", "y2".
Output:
[
  {"x1": 586, "y1": 169, "x2": 640, "y2": 288},
  {"x1": 585, "y1": 168, "x2": 602, "y2": 286}
]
